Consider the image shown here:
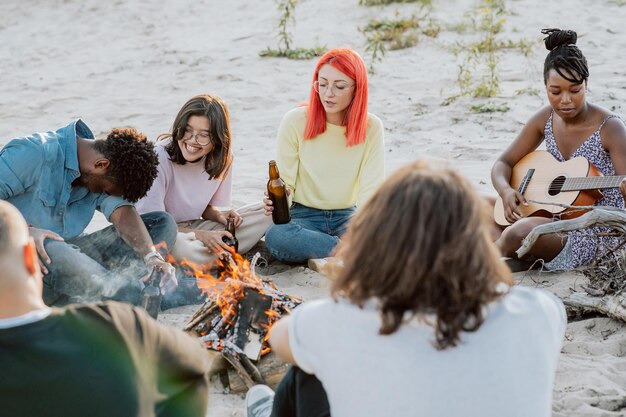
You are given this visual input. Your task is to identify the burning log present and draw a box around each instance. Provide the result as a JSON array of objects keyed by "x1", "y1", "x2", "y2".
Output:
[
  {"x1": 225, "y1": 351, "x2": 291, "y2": 393},
  {"x1": 182, "y1": 251, "x2": 301, "y2": 392},
  {"x1": 516, "y1": 206, "x2": 626, "y2": 258},
  {"x1": 222, "y1": 346, "x2": 259, "y2": 389}
]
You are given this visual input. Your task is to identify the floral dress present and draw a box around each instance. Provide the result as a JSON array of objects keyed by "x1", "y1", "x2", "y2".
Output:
[{"x1": 543, "y1": 112, "x2": 625, "y2": 270}]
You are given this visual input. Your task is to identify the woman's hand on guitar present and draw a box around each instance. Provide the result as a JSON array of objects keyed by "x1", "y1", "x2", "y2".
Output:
[{"x1": 502, "y1": 187, "x2": 528, "y2": 223}]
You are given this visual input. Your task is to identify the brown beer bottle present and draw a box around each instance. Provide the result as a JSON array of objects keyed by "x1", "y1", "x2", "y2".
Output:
[
  {"x1": 267, "y1": 160, "x2": 291, "y2": 224},
  {"x1": 222, "y1": 216, "x2": 239, "y2": 252},
  {"x1": 141, "y1": 267, "x2": 162, "y2": 319}
]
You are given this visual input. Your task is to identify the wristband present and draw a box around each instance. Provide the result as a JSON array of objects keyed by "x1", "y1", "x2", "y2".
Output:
[{"x1": 143, "y1": 250, "x2": 164, "y2": 264}]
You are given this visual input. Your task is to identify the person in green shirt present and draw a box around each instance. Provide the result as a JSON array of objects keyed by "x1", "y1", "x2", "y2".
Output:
[{"x1": 0, "y1": 200, "x2": 210, "y2": 417}]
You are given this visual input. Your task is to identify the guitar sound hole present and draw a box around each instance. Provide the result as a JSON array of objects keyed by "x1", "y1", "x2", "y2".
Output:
[{"x1": 548, "y1": 176, "x2": 566, "y2": 196}]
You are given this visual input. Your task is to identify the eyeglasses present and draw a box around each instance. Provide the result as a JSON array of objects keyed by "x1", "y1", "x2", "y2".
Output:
[
  {"x1": 312, "y1": 80, "x2": 354, "y2": 97},
  {"x1": 182, "y1": 127, "x2": 212, "y2": 146}
]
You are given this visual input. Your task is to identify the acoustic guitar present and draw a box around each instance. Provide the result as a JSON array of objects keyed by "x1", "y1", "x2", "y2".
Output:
[{"x1": 493, "y1": 150, "x2": 624, "y2": 226}]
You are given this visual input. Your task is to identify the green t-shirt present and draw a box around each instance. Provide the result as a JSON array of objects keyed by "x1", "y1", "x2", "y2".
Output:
[{"x1": 0, "y1": 302, "x2": 210, "y2": 417}]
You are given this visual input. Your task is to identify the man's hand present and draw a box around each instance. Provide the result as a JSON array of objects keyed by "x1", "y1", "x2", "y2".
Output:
[
  {"x1": 28, "y1": 227, "x2": 64, "y2": 274},
  {"x1": 145, "y1": 255, "x2": 177, "y2": 294}
]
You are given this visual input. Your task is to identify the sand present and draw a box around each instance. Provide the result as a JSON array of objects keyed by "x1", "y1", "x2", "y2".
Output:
[{"x1": 1, "y1": 0, "x2": 625, "y2": 415}]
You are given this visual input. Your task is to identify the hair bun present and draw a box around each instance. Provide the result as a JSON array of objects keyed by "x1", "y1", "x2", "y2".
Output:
[{"x1": 541, "y1": 28, "x2": 577, "y2": 51}]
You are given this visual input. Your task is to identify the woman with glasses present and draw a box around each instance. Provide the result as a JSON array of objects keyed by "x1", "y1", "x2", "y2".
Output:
[
  {"x1": 263, "y1": 48, "x2": 385, "y2": 268},
  {"x1": 136, "y1": 94, "x2": 271, "y2": 277}
]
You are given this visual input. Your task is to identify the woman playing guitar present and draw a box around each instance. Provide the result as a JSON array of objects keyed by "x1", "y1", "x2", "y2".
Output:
[{"x1": 491, "y1": 28, "x2": 626, "y2": 270}]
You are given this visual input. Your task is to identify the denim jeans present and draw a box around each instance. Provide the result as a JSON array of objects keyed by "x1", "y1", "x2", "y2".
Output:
[
  {"x1": 265, "y1": 203, "x2": 355, "y2": 263},
  {"x1": 42, "y1": 211, "x2": 177, "y2": 306}
]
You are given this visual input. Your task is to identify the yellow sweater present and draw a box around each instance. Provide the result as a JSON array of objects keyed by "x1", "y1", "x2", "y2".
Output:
[{"x1": 276, "y1": 107, "x2": 385, "y2": 210}]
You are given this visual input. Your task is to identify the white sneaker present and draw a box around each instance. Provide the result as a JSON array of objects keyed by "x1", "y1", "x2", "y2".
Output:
[{"x1": 245, "y1": 384, "x2": 275, "y2": 417}]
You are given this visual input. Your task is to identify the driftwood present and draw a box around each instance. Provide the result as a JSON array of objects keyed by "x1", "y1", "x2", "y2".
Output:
[
  {"x1": 516, "y1": 206, "x2": 626, "y2": 258},
  {"x1": 514, "y1": 204, "x2": 626, "y2": 323},
  {"x1": 563, "y1": 292, "x2": 626, "y2": 323}
]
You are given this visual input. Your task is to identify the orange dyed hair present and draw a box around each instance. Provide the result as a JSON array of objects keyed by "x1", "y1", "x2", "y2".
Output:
[{"x1": 304, "y1": 48, "x2": 369, "y2": 147}]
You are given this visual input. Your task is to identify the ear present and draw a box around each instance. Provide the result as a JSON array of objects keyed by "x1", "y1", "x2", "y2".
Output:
[
  {"x1": 23, "y1": 241, "x2": 39, "y2": 276},
  {"x1": 94, "y1": 158, "x2": 110, "y2": 173}
]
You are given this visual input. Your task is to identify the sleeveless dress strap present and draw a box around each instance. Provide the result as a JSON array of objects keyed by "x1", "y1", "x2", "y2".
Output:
[{"x1": 597, "y1": 114, "x2": 620, "y2": 133}]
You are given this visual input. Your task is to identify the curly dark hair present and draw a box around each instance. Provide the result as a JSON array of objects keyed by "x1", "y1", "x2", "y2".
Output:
[
  {"x1": 542, "y1": 28, "x2": 589, "y2": 85},
  {"x1": 161, "y1": 94, "x2": 233, "y2": 179},
  {"x1": 93, "y1": 128, "x2": 158, "y2": 202},
  {"x1": 332, "y1": 161, "x2": 513, "y2": 350}
]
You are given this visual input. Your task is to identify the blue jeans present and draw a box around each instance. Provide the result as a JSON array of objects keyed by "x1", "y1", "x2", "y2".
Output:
[
  {"x1": 265, "y1": 203, "x2": 355, "y2": 263},
  {"x1": 42, "y1": 211, "x2": 177, "y2": 306}
]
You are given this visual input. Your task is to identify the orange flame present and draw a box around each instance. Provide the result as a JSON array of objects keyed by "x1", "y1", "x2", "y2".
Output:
[{"x1": 162, "y1": 242, "x2": 293, "y2": 356}]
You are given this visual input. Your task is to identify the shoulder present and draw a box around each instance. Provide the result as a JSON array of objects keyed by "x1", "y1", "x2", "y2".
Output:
[
  {"x1": 65, "y1": 301, "x2": 138, "y2": 321},
  {"x1": 281, "y1": 106, "x2": 308, "y2": 126},
  {"x1": 65, "y1": 301, "x2": 164, "y2": 341},
  {"x1": 153, "y1": 139, "x2": 178, "y2": 174},
  {"x1": 588, "y1": 104, "x2": 626, "y2": 150},
  {"x1": 3, "y1": 135, "x2": 46, "y2": 153},
  {"x1": 1, "y1": 136, "x2": 46, "y2": 165},
  {"x1": 291, "y1": 298, "x2": 338, "y2": 321},
  {"x1": 526, "y1": 106, "x2": 553, "y2": 131},
  {"x1": 599, "y1": 114, "x2": 626, "y2": 140},
  {"x1": 365, "y1": 113, "x2": 384, "y2": 141},
  {"x1": 155, "y1": 139, "x2": 173, "y2": 161},
  {"x1": 501, "y1": 286, "x2": 565, "y2": 326},
  {"x1": 367, "y1": 113, "x2": 384, "y2": 131},
  {"x1": 291, "y1": 298, "x2": 360, "y2": 326}
]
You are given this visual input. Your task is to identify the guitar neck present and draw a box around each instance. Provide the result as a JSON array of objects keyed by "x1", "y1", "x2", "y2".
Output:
[{"x1": 563, "y1": 175, "x2": 626, "y2": 191}]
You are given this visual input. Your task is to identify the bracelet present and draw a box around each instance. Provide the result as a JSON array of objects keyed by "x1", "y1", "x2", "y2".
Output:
[{"x1": 143, "y1": 250, "x2": 164, "y2": 264}]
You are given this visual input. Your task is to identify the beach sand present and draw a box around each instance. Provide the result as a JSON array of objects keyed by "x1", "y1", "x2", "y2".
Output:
[{"x1": 1, "y1": 0, "x2": 625, "y2": 415}]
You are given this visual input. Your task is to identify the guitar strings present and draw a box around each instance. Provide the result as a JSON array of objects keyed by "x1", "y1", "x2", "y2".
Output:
[{"x1": 515, "y1": 177, "x2": 626, "y2": 188}]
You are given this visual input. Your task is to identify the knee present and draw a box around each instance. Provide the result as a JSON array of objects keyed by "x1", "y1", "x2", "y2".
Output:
[
  {"x1": 265, "y1": 223, "x2": 297, "y2": 251},
  {"x1": 498, "y1": 221, "x2": 535, "y2": 257},
  {"x1": 265, "y1": 223, "x2": 304, "y2": 262},
  {"x1": 141, "y1": 211, "x2": 177, "y2": 250},
  {"x1": 42, "y1": 240, "x2": 74, "y2": 265}
]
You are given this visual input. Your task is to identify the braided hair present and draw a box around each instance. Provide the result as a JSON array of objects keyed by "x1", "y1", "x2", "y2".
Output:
[{"x1": 542, "y1": 28, "x2": 589, "y2": 85}]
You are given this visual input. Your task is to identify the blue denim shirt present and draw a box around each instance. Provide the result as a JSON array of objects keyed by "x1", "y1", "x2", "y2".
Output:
[{"x1": 0, "y1": 120, "x2": 131, "y2": 239}]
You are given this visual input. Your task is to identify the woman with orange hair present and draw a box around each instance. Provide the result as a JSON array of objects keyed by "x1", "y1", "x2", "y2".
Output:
[{"x1": 263, "y1": 48, "x2": 385, "y2": 266}]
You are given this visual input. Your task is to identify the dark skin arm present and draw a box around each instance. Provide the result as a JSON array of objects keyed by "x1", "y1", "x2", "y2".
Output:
[
  {"x1": 491, "y1": 106, "x2": 552, "y2": 224},
  {"x1": 28, "y1": 227, "x2": 65, "y2": 274},
  {"x1": 599, "y1": 117, "x2": 626, "y2": 197},
  {"x1": 110, "y1": 205, "x2": 177, "y2": 289}
]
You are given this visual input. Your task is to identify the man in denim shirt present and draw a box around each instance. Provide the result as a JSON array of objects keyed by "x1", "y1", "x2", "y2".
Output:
[{"x1": 0, "y1": 120, "x2": 178, "y2": 306}]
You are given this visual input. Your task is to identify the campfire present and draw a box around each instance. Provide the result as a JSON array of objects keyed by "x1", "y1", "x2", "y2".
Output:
[{"x1": 177, "y1": 251, "x2": 301, "y2": 391}]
